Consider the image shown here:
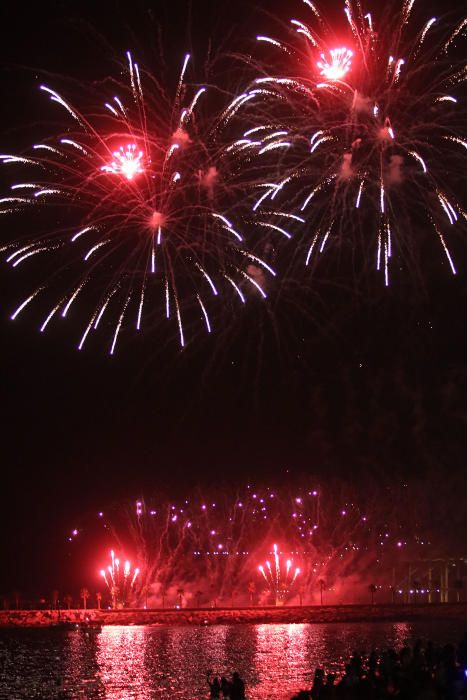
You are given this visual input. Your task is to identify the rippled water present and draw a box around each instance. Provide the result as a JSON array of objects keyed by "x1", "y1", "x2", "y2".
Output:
[{"x1": 1, "y1": 619, "x2": 466, "y2": 699}]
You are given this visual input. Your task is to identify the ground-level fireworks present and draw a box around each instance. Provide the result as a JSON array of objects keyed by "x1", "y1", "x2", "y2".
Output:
[
  {"x1": 258, "y1": 544, "x2": 300, "y2": 605},
  {"x1": 66, "y1": 471, "x2": 465, "y2": 608},
  {"x1": 100, "y1": 550, "x2": 139, "y2": 608}
]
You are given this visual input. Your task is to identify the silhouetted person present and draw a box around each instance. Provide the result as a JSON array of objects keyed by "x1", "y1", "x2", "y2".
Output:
[
  {"x1": 458, "y1": 632, "x2": 467, "y2": 668},
  {"x1": 320, "y1": 673, "x2": 336, "y2": 699},
  {"x1": 221, "y1": 676, "x2": 231, "y2": 698},
  {"x1": 207, "y1": 672, "x2": 221, "y2": 698},
  {"x1": 230, "y1": 671, "x2": 245, "y2": 700},
  {"x1": 311, "y1": 668, "x2": 324, "y2": 699}
]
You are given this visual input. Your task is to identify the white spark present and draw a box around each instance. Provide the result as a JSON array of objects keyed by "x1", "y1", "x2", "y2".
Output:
[
  {"x1": 34, "y1": 189, "x2": 62, "y2": 197},
  {"x1": 290, "y1": 19, "x2": 318, "y2": 47},
  {"x1": 241, "y1": 251, "x2": 277, "y2": 277},
  {"x1": 62, "y1": 282, "x2": 86, "y2": 318},
  {"x1": 257, "y1": 221, "x2": 292, "y2": 239},
  {"x1": 305, "y1": 232, "x2": 320, "y2": 265},
  {"x1": 60, "y1": 139, "x2": 88, "y2": 155},
  {"x1": 136, "y1": 284, "x2": 145, "y2": 331},
  {"x1": 197, "y1": 295, "x2": 211, "y2": 333},
  {"x1": 195, "y1": 264, "x2": 218, "y2": 295},
  {"x1": 310, "y1": 136, "x2": 333, "y2": 153},
  {"x1": 444, "y1": 136, "x2": 467, "y2": 150},
  {"x1": 355, "y1": 179, "x2": 365, "y2": 208},
  {"x1": 188, "y1": 88, "x2": 206, "y2": 115},
  {"x1": 33, "y1": 144, "x2": 62, "y2": 155},
  {"x1": 257, "y1": 36, "x2": 283, "y2": 49},
  {"x1": 12, "y1": 247, "x2": 48, "y2": 267},
  {"x1": 271, "y1": 212, "x2": 305, "y2": 223},
  {"x1": 224, "y1": 274, "x2": 246, "y2": 303},
  {"x1": 409, "y1": 151, "x2": 427, "y2": 173},
  {"x1": 0, "y1": 155, "x2": 37, "y2": 166},
  {"x1": 244, "y1": 125, "x2": 271, "y2": 137},
  {"x1": 40, "y1": 85, "x2": 85, "y2": 126},
  {"x1": 319, "y1": 224, "x2": 332, "y2": 253},
  {"x1": 434, "y1": 225, "x2": 457, "y2": 274},
  {"x1": 71, "y1": 226, "x2": 94, "y2": 242},
  {"x1": 6, "y1": 244, "x2": 36, "y2": 262},
  {"x1": 113, "y1": 96, "x2": 126, "y2": 115},
  {"x1": 165, "y1": 280, "x2": 170, "y2": 319},
  {"x1": 167, "y1": 144, "x2": 180, "y2": 160},
  {"x1": 175, "y1": 296, "x2": 185, "y2": 347},
  {"x1": 258, "y1": 141, "x2": 291, "y2": 155},
  {"x1": 110, "y1": 294, "x2": 131, "y2": 355},
  {"x1": 212, "y1": 213, "x2": 233, "y2": 228},
  {"x1": 179, "y1": 54, "x2": 191, "y2": 89},
  {"x1": 84, "y1": 240, "x2": 110, "y2": 261},
  {"x1": 10, "y1": 287, "x2": 43, "y2": 320},
  {"x1": 40, "y1": 302, "x2": 62, "y2": 333},
  {"x1": 238, "y1": 269, "x2": 267, "y2": 298},
  {"x1": 105, "y1": 102, "x2": 119, "y2": 117}
]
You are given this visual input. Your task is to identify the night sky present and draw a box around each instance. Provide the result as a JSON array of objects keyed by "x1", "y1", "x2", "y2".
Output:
[{"x1": 0, "y1": 0, "x2": 465, "y2": 595}]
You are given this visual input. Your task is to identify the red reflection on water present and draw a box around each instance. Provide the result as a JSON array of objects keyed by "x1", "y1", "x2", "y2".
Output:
[
  {"x1": 392, "y1": 622, "x2": 411, "y2": 649},
  {"x1": 97, "y1": 626, "x2": 152, "y2": 699},
  {"x1": 255, "y1": 624, "x2": 312, "y2": 696}
]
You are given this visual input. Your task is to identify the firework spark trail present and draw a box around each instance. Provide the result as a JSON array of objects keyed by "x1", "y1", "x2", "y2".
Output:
[
  {"x1": 1, "y1": 49, "x2": 275, "y2": 351},
  {"x1": 223, "y1": 0, "x2": 466, "y2": 286}
]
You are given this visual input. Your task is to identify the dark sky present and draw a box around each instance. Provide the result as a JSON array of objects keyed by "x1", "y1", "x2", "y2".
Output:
[{"x1": 0, "y1": 0, "x2": 466, "y2": 593}]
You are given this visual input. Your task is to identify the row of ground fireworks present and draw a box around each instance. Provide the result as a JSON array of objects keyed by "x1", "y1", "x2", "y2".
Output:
[
  {"x1": 99, "y1": 544, "x2": 300, "y2": 607},
  {"x1": 66, "y1": 475, "x2": 466, "y2": 607}
]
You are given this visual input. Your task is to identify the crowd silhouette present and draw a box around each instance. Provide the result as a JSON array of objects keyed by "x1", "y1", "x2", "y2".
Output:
[
  {"x1": 207, "y1": 670, "x2": 246, "y2": 699},
  {"x1": 204, "y1": 636, "x2": 467, "y2": 699},
  {"x1": 291, "y1": 634, "x2": 467, "y2": 700}
]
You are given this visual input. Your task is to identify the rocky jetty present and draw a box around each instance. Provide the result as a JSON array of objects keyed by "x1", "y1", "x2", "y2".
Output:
[{"x1": 1, "y1": 603, "x2": 466, "y2": 627}]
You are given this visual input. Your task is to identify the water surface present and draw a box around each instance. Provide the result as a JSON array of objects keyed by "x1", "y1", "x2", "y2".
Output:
[{"x1": 1, "y1": 619, "x2": 466, "y2": 699}]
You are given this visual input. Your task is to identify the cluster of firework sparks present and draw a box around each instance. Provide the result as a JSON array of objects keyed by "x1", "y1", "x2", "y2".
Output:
[
  {"x1": 100, "y1": 550, "x2": 139, "y2": 608},
  {"x1": 258, "y1": 544, "x2": 301, "y2": 604},
  {"x1": 0, "y1": 0, "x2": 465, "y2": 351},
  {"x1": 67, "y1": 476, "x2": 461, "y2": 606}
]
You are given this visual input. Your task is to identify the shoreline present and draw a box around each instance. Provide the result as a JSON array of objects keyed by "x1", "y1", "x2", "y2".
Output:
[{"x1": 1, "y1": 602, "x2": 467, "y2": 628}]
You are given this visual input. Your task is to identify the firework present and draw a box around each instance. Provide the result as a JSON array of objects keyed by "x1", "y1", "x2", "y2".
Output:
[
  {"x1": 1, "y1": 52, "x2": 271, "y2": 352},
  {"x1": 258, "y1": 543, "x2": 300, "y2": 605},
  {"x1": 226, "y1": 0, "x2": 466, "y2": 286},
  {"x1": 100, "y1": 549, "x2": 140, "y2": 608},
  {"x1": 67, "y1": 473, "x2": 465, "y2": 607}
]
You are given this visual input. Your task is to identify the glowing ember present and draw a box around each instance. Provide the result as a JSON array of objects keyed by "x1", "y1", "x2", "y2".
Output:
[
  {"x1": 317, "y1": 48, "x2": 353, "y2": 81},
  {"x1": 101, "y1": 144, "x2": 144, "y2": 180}
]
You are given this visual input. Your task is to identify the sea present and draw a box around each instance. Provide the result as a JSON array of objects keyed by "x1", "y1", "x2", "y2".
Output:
[{"x1": 1, "y1": 619, "x2": 466, "y2": 699}]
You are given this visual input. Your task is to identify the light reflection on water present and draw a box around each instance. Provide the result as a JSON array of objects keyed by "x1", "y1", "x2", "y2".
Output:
[
  {"x1": 1, "y1": 619, "x2": 466, "y2": 699},
  {"x1": 97, "y1": 627, "x2": 152, "y2": 699}
]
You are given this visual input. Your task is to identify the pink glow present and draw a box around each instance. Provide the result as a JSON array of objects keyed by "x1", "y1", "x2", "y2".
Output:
[
  {"x1": 101, "y1": 144, "x2": 144, "y2": 180},
  {"x1": 317, "y1": 48, "x2": 353, "y2": 80}
]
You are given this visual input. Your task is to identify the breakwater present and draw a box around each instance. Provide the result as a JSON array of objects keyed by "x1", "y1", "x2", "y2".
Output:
[{"x1": 1, "y1": 603, "x2": 466, "y2": 627}]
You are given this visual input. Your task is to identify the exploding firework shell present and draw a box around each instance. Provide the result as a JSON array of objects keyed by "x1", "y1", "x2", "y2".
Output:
[
  {"x1": 1, "y1": 52, "x2": 275, "y2": 352},
  {"x1": 225, "y1": 0, "x2": 466, "y2": 288}
]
